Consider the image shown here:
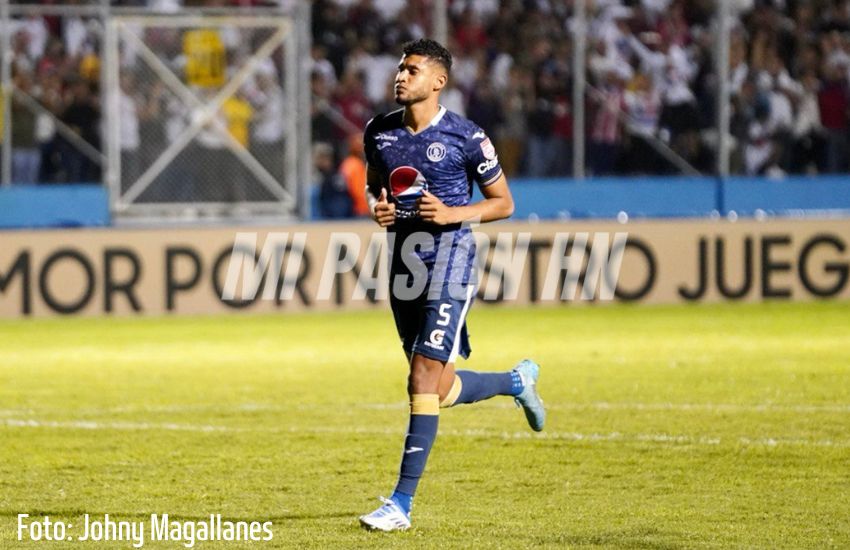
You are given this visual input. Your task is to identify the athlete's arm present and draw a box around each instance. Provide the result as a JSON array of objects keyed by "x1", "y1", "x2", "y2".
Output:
[
  {"x1": 418, "y1": 172, "x2": 514, "y2": 225},
  {"x1": 366, "y1": 166, "x2": 396, "y2": 227}
]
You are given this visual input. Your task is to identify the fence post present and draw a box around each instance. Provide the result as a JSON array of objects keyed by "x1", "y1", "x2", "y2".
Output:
[
  {"x1": 1, "y1": 0, "x2": 11, "y2": 187},
  {"x1": 715, "y1": 0, "x2": 731, "y2": 214},
  {"x1": 297, "y1": 0, "x2": 313, "y2": 221},
  {"x1": 572, "y1": 0, "x2": 587, "y2": 181}
]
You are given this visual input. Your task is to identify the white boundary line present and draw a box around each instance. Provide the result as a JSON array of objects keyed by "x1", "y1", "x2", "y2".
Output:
[
  {"x1": 4, "y1": 418, "x2": 850, "y2": 448},
  {"x1": 3, "y1": 401, "x2": 850, "y2": 417}
]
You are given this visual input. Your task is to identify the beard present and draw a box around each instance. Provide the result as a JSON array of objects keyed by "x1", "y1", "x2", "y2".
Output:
[{"x1": 395, "y1": 88, "x2": 427, "y2": 106}]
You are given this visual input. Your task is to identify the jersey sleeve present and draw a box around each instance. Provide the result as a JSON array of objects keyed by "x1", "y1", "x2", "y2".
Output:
[
  {"x1": 463, "y1": 126, "x2": 503, "y2": 187},
  {"x1": 363, "y1": 116, "x2": 379, "y2": 168}
]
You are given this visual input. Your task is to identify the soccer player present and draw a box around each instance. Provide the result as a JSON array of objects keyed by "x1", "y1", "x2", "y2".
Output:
[{"x1": 358, "y1": 38, "x2": 546, "y2": 532}]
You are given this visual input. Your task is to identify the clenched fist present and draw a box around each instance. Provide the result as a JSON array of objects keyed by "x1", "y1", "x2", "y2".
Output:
[{"x1": 373, "y1": 188, "x2": 396, "y2": 227}]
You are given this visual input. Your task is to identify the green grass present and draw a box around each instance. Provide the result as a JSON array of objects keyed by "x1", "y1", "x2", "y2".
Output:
[{"x1": 1, "y1": 301, "x2": 849, "y2": 549}]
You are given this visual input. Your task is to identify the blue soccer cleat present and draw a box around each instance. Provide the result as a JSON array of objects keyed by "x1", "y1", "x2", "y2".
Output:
[
  {"x1": 513, "y1": 359, "x2": 546, "y2": 431},
  {"x1": 359, "y1": 496, "x2": 411, "y2": 532}
]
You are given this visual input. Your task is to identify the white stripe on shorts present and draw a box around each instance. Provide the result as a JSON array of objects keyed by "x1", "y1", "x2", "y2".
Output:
[{"x1": 448, "y1": 283, "x2": 475, "y2": 363}]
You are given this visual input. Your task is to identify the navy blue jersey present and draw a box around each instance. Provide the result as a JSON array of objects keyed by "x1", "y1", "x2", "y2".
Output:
[
  {"x1": 364, "y1": 106, "x2": 503, "y2": 220},
  {"x1": 365, "y1": 106, "x2": 502, "y2": 291}
]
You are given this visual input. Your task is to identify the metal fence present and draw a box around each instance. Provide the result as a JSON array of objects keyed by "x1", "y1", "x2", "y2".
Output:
[
  {"x1": 104, "y1": 14, "x2": 300, "y2": 219},
  {"x1": 1, "y1": 1, "x2": 311, "y2": 222}
]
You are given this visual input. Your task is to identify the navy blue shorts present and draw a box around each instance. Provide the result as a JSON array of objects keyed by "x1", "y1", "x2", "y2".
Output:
[
  {"x1": 390, "y1": 282, "x2": 475, "y2": 363},
  {"x1": 388, "y1": 225, "x2": 477, "y2": 363}
]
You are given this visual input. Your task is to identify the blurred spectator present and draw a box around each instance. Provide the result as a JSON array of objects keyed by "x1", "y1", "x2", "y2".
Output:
[
  {"x1": 791, "y1": 71, "x2": 824, "y2": 174},
  {"x1": 346, "y1": 37, "x2": 397, "y2": 106},
  {"x1": 311, "y1": 70, "x2": 336, "y2": 146},
  {"x1": 314, "y1": 142, "x2": 352, "y2": 219},
  {"x1": 744, "y1": 92, "x2": 776, "y2": 175},
  {"x1": 588, "y1": 68, "x2": 626, "y2": 176},
  {"x1": 60, "y1": 80, "x2": 100, "y2": 182},
  {"x1": 310, "y1": 44, "x2": 339, "y2": 89},
  {"x1": 440, "y1": 78, "x2": 466, "y2": 118},
  {"x1": 11, "y1": 17, "x2": 48, "y2": 67},
  {"x1": 221, "y1": 91, "x2": 254, "y2": 201},
  {"x1": 193, "y1": 88, "x2": 229, "y2": 201},
  {"x1": 137, "y1": 81, "x2": 167, "y2": 184},
  {"x1": 11, "y1": 72, "x2": 40, "y2": 184},
  {"x1": 339, "y1": 133, "x2": 369, "y2": 217},
  {"x1": 818, "y1": 59, "x2": 850, "y2": 173},
  {"x1": 119, "y1": 71, "x2": 142, "y2": 185},
  {"x1": 35, "y1": 70, "x2": 63, "y2": 183},
  {"x1": 466, "y1": 77, "x2": 503, "y2": 141},
  {"x1": 332, "y1": 71, "x2": 371, "y2": 141},
  {"x1": 248, "y1": 63, "x2": 286, "y2": 183},
  {"x1": 494, "y1": 66, "x2": 530, "y2": 177},
  {"x1": 623, "y1": 71, "x2": 663, "y2": 174}
]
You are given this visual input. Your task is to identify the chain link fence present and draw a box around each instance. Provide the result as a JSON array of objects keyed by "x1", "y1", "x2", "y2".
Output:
[
  {"x1": 1, "y1": 2, "x2": 310, "y2": 222},
  {"x1": 105, "y1": 14, "x2": 300, "y2": 218}
]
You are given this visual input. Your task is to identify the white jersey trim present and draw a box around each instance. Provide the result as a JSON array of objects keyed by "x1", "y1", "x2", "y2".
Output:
[
  {"x1": 404, "y1": 105, "x2": 447, "y2": 136},
  {"x1": 431, "y1": 105, "x2": 447, "y2": 127},
  {"x1": 479, "y1": 168, "x2": 504, "y2": 187}
]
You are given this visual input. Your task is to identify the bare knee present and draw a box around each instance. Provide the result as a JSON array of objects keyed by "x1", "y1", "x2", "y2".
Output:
[{"x1": 408, "y1": 354, "x2": 445, "y2": 395}]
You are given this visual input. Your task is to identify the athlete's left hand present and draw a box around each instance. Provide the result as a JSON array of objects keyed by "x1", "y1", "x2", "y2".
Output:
[{"x1": 418, "y1": 190, "x2": 456, "y2": 225}]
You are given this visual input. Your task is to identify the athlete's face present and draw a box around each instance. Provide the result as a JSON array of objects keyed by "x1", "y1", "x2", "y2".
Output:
[{"x1": 394, "y1": 54, "x2": 447, "y2": 105}]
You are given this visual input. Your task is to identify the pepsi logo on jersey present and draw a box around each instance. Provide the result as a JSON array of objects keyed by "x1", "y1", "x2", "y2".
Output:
[{"x1": 390, "y1": 166, "x2": 427, "y2": 208}]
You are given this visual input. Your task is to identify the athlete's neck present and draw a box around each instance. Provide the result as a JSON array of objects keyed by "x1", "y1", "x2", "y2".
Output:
[{"x1": 403, "y1": 100, "x2": 441, "y2": 134}]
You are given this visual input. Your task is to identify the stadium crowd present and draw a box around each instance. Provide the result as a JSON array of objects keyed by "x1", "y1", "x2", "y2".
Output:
[
  {"x1": 3, "y1": 0, "x2": 850, "y2": 209},
  {"x1": 310, "y1": 0, "x2": 850, "y2": 180}
]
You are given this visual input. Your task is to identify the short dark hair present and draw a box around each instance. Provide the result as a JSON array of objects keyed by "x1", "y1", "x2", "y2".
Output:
[{"x1": 401, "y1": 38, "x2": 452, "y2": 73}]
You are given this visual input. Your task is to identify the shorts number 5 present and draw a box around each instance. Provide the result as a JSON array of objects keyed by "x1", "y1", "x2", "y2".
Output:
[{"x1": 437, "y1": 304, "x2": 452, "y2": 327}]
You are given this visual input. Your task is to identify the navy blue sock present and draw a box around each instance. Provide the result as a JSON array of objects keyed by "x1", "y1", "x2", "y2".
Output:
[
  {"x1": 393, "y1": 394, "x2": 439, "y2": 514},
  {"x1": 390, "y1": 491, "x2": 413, "y2": 515},
  {"x1": 453, "y1": 370, "x2": 524, "y2": 405}
]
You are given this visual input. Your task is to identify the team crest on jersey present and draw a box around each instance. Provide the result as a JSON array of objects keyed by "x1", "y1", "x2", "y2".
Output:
[
  {"x1": 426, "y1": 142, "x2": 447, "y2": 162},
  {"x1": 480, "y1": 138, "x2": 496, "y2": 160}
]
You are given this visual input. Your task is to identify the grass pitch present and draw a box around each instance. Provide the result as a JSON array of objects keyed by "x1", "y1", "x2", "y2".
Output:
[{"x1": 1, "y1": 301, "x2": 849, "y2": 549}]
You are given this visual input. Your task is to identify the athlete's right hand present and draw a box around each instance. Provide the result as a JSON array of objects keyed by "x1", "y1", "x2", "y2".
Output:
[{"x1": 373, "y1": 188, "x2": 396, "y2": 227}]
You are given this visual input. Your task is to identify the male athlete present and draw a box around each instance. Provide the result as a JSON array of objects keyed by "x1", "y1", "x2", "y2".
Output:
[{"x1": 358, "y1": 38, "x2": 545, "y2": 532}]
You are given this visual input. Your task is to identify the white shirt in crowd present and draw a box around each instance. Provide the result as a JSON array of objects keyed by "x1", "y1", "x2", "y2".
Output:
[
  {"x1": 730, "y1": 63, "x2": 749, "y2": 95},
  {"x1": 63, "y1": 17, "x2": 89, "y2": 58},
  {"x1": 347, "y1": 50, "x2": 397, "y2": 105},
  {"x1": 451, "y1": 52, "x2": 481, "y2": 93},
  {"x1": 624, "y1": 89, "x2": 661, "y2": 137},
  {"x1": 11, "y1": 17, "x2": 48, "y2": 62},
  {"x1": 440, "y1": 86, "x2": 466, "y2": 118},
  {"x1": 767, "y1": 91, "x2": 793, "y2": 134},
  {"x1": 310, "y1": 57, "x2": 338, "y2": 88},
  {"x1": 745, "y1": 120, "x2": 773, "y2": 174},
  {"x1": 489, "y1": 52, "x2": 513, "y2": 93},
  {"x1": 252, "y1": 85, "x2": 286, "y2": 144},
  {"x1": 628, "y1": 35, "x2": 696, "y2": 105},
  {"x1": 119, "y1": 90, "x2": 140, "y2": 151},
  {"x1": 373, "y1": 0, "x2": 407, "y2": 20},
  {"x1": 794, "y1": 91, "x2": 822, "y2": 138}
]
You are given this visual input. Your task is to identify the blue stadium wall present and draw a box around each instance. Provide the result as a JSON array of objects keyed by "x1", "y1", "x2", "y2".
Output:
[{"x1": 2, "y1": 176, "x2": 850, "y2": 229}]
